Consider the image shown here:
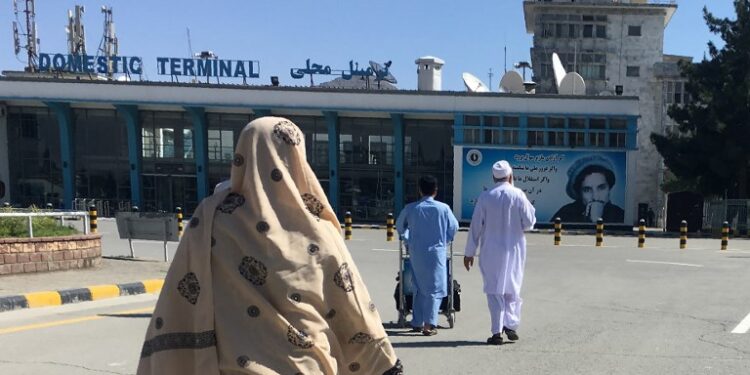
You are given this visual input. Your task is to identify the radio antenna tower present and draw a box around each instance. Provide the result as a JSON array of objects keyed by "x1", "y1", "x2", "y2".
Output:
[
  {"x1": 98, "y1": 6, "x2": 118, "y2": 78},
  {"x1": 66, "y1": 5, "x2": 86, "y2": 55},
  {"x1": 12, "y1": 0, "x2": 40, "y2": 72}
]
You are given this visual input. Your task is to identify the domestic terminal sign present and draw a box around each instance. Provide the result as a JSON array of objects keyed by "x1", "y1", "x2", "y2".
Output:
[{"x1": 37, "y1": 52, "x2": 260, "y2": 79}]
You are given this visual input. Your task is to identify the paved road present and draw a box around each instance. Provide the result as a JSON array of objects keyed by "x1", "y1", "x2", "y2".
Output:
[{"x1": 1, "y1": 227, "x2": 750, "y2": 374}]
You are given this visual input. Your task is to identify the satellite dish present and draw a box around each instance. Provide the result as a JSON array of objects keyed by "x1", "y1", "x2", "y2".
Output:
[
  {"x1": 499, "y1": 71, "x2": 524, "y2": 94},
  {"x1": 369, "y1": 60, "x2": 397, "y2": 84},
  {"x1": 462, "y1": 72, "x2": 490, "y2": 93},
  {"x1": 552, "y1": 52, "x2": 567, "y2": 89},
  {"x1": 559, "y1": 72, "x2": 586, "y2": 95}
]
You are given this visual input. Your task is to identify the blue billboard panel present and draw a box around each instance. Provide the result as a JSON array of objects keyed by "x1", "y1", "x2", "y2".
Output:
[{"x1": 460, "y1": 148, "x2": 627, "y2": 224}]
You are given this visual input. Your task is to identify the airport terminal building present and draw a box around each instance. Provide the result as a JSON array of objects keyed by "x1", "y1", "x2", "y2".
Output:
[{"x1": 0, "y1": 72, "x2": 640, "y2": 224}]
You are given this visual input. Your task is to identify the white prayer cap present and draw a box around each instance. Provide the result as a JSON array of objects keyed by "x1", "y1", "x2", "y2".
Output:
[{"x1": 492, "y1": 160, "x2": 513, "y2": 179}]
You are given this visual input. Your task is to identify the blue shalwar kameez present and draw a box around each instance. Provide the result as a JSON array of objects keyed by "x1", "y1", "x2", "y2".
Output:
[{"x1": 396, "y1": 196, "x2": 459, "y2": 328}]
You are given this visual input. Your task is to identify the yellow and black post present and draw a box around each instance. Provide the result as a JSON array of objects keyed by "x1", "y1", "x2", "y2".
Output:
[
  {"x1": 554, "y1": 217, "x2": 562, "y2": 246},
  {"x1": 595, "y1": 218, "x2": 604, "y2": 247},
  {"x1": 88, "y1": 204, "x2": 98, "y2": 234},
  {"x1": 386, "y1": 213, "x2": 394, "y2": 241},
  {"x1": 721, "y1": 221, "x2": 729, "y2": 250},
  {"x1": 176, "y1": 207, "x2": 184, "y2": 237},
  {"x1": 638, "y1": 219, "x2": 645, "y2": 248},
  {"x1": 344, "y1": 211, "x2": 352, "y2": 240},
  {"x1": 679, "y1": 220, "x2": 688, "y2": 249}
]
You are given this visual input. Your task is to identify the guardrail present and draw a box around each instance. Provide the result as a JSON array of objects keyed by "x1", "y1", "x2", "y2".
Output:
[{"x1": 0, "y1": 211, "x2": 90, "y2": 238}]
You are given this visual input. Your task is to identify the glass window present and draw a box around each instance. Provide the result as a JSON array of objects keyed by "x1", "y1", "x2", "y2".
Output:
[
  {"x1": 182, "y1": 129, "x2": 192, "y2": 159},
  {"x1": 568, "y1": 24, "x2": 578, "y2": 38},
  {"x1": 208, "y1": 129, "x2": 234, "y2": 161},
  {"x1": 528, "y1": 131, "x2": 544, "y2": 147},
  {"x1": 628, "y1": 25, "x2": 642, "y2": 36},
  {"x1": 610, "y1": 119, "x2": 627, "y2": 130},
  {"x1": 596, "y1": 25, "x2": 606, "y2": 38},
  {"x1": 583, "y1": 24, "x2": 593, "y2": 38},
  {"x1": 626, "y1": 66, "x2": 640, "y2": 77},
  {"x1": 528, "y1": 117, "x2": 545, "y2": 129}
]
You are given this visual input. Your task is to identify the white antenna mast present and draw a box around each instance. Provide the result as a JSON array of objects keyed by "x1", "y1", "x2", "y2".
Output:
[
  {"x1": 67, "y1": 5, "x2": 86, "y2": 55},
  {"x1": 13, "y1": 0, "x2": 40, "y2": 71},
  {"x1": 99, "y1": 6, "x2": 118, "y2": 78},
  {"x1": 187, "y1": 28, "x2": 197, "y2": 82}
]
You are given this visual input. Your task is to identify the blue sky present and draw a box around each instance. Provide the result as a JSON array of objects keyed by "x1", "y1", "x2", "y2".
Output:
[{"x1": 0, "y1": 1, "x2": 736, "y2": 91}]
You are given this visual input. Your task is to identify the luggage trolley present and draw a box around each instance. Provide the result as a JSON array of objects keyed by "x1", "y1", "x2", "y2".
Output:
[{"x1": 395, "y1": 240, "x2": 459, "y2": 328}]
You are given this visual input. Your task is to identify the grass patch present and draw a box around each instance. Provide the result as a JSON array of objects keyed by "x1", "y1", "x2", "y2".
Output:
[{"x1": 0, "y1": 207, "x2": 81, "y2": 238}]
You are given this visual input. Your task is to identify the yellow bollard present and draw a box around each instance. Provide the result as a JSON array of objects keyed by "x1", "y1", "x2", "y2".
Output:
[
  {"x1": 595, "y1": 218, "x2": 603, "y2": 247},
  {"x1": 344, "y1": 211, "x2": 352, "y2": 240},
  {"x1": 176, "y1": 207, "x2": 184, "y2": 237},
  {"x1": 638, "y1": 219, "x2": 645, "y2": 248},
  {"x1": 679, "y1": 220, "x2": 687, "y2": 249},
  {"x1": 88, "y1": 205, "x2": 98, "y2": 234},
  {"x1": 721, "y1": 221, "x2": 729, "y2": 250},
  {"x1": 554, "y1": 217, "x2": 562, "y2": 246},
  {"x1": 386, "y1": 213, "x2": 394, "y2": 241}
]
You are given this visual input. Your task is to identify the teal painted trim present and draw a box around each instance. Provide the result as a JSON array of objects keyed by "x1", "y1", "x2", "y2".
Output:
[
  {"x1": 391, "y1": 113, "x2": 405, "y2": 215},
  {"x1": 519, "y1": 115, "x2": 528, "y2": 146},
  {"x1": 45, "y1": 102, "x2": 74, "y2": 209},
  {"x1": 253, "y1": 109, "x2": 272, "y2": 117},
  {"x1": 324, "y1": 111, "x2": 339, "y2": 216},
  {"x1": 453, "y1": 113, "x2": 464, "y2": 143},
  {"x1": 185, "y1": 107, "x2": 210, "y2": 201},
  {"x1": 115, "y1": 105, "x2": 142, "y2": 207},
  {"x1": 627, "y1": 116, "x2": 638, "y2": 149}
]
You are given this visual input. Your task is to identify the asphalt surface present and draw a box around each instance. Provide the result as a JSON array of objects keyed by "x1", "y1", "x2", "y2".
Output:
[{"x1": 1, "y1": 224, "x2": 749, "y2": 374}]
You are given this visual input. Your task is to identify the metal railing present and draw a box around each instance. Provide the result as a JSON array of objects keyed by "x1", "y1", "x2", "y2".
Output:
[
  {"x1": 703, "y1": 199, "x2": 749, "y2": 235},
  {"x1": 0, "y1": 211, "x2": 90, "y2": 238}
]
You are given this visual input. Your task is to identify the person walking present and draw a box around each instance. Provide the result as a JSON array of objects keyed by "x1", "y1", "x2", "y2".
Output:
[
  {"x1": 396, "y1": 175, "x2": 459, "y2": 336},
  {"x1": 464, "y1": 160, "x2": 536, "y2": 345}
]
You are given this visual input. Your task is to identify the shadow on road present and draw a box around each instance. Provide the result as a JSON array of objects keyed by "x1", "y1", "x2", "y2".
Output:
[{"x1": 390, "y1": 340, "x2": 499, "y2": 348}]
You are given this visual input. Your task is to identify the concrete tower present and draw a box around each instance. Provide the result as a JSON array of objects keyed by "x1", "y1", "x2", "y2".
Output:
[
  {"x1": 523, "y1": 0, "x2": 678, "y2": 225},
  {"x1": 415, "y1": 56, "x2": 444, "y2": 91}
]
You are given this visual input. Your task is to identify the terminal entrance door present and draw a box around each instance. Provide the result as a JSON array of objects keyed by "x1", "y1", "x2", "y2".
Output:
[{"x1": 142, "y1": 174, "x2": 197, "y2": 214}]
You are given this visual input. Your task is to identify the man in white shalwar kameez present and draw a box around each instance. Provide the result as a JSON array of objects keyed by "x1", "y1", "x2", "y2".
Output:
[{"x1": 464, "y1": 160, "x2": 536, "y2": 345}]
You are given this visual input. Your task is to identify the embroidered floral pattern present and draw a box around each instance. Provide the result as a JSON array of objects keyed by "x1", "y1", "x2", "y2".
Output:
[
  {"x1": 271, "y1": 168, "x2": 283, "y2": 182},
  {"x1": 140, "y1": 330, "x2": 216, "y2": 358},
  {"x1": 334, "y1": 263, "x2": 355, "y2": 292},
  {"x1": 177, "y1": 272, "x2": 200, "y2": 305},
  {"x1": 273, "y1": 120, "x2": 302, "y2": 146},
  {"x1": 286, "y1": 325, "x2": 313, "y2": 348},
  {"x1": 348, "y1": 332, "x2": 374, "y2": 344},
  {"x1": 217, "y1": 193, "x2": 245, "y2": 214},
  {"x1": 301, "y1": 193, "x2": 324, "y2": 218},
  {"x1": 239, "y1": 256, "x2": 267, "y2": 286},
  {"x1": 233, "y1": 153, "x2": 244, "y2": 167}
]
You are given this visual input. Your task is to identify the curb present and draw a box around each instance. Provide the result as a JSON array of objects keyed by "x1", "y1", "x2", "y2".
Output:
[{"x1": 0, "y1": 279, "x2": 164, "y2": 313}]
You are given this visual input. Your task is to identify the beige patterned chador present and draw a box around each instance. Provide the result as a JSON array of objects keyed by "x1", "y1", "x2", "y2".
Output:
[{"x1": 137, "y1": 117, "x2": 402, "y2": 374}]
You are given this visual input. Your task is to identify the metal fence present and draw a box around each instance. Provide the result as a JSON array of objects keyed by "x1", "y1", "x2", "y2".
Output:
[
  {"x1": 0, "y1": 211, "x2": 89, "y2": 238},
  {"x1": 72, "y1": 199, "x2": 133, "y2": 218},
  {"x1": 703, "y1": 199, "x2": 750, "y2": 235}
]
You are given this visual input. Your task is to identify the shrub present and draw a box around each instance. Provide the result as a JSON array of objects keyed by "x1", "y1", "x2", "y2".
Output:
[{"x1": 0, "y1": 206, "x2": 80, "y2": 238}]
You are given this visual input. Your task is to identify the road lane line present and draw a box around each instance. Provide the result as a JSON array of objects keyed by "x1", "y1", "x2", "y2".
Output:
[
  {"x1": 731, "y1": 312, "x2": 750, "y2": 334},
  {"x1": 0, "y1": 307, "x2": 153, "y2": 335},
  {"x1": 626, "y1": 259, "x2": 703, "y2": 267},
  {"x1": 372, "y1": 248, "x2": 399, "y2": 252}
]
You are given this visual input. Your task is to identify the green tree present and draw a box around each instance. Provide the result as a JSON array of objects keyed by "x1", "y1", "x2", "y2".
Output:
[{"x1": 651, "y1": 1, "x2": 750, "y2": 199}]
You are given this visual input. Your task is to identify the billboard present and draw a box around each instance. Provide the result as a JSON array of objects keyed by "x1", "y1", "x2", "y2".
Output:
[{"x1": 458, "y1": 147, "x2": 627, "y2": 224}]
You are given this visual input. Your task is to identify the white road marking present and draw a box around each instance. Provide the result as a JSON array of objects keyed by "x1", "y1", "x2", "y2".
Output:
[
  {"x1": 626, "y1": 259, "x2": 703, "y2": 268},
  {"x1": 372, "y1": 248, "x2": 399, "y2": 252},
  {"x1": 731, "y1": 312, "x2": 750, "y2": 334}
]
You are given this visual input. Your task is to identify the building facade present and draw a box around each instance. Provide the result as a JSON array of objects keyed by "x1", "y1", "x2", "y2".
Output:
[
  {"x1": 0, "y1": 77, "x2": 640, "y2": 224},
  {"x1": 524, "y1": 0, "x2": 678, "y2": 224}
]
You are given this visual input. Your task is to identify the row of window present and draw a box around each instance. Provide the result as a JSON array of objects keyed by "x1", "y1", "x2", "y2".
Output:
[{"x1": 460, "y1": 115, "x2": 630, "y2": 148}]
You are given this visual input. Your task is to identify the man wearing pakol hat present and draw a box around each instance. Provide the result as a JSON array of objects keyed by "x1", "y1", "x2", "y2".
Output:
[
  {"x1": 464, "y1": 160, "x2": 536, "y2": 345},
  {"x1": 551, "y1": 155, "x2": 624, "y2": 223}
]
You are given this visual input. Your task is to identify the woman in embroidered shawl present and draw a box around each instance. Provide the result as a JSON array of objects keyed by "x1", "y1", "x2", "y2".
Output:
[{"x1": 137, "y1": 117, "x2": 402, "y2": 375}]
